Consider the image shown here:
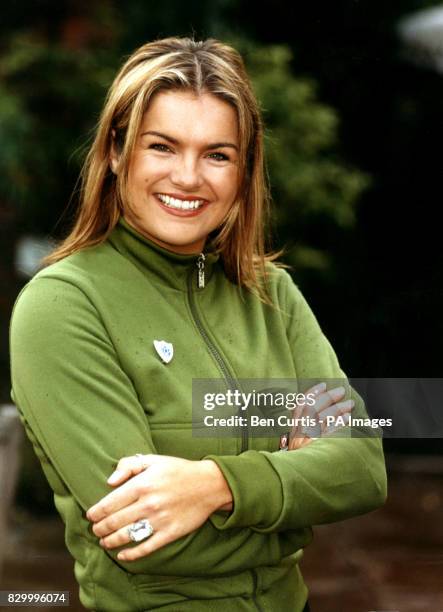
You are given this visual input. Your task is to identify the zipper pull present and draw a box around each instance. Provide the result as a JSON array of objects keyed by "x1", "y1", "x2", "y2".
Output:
[{"x1": 197, "y1": 253, "x2": 206, "y2": 289}]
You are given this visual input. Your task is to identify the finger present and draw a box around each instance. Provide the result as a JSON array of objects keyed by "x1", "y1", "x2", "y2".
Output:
[
  {"x1": 288, "y1": 436, "x2": 308, "y2": 450},
  {"x1": 295, "y1": 394, "x2": 351, "y2": 439},
  {"x1": 117, "y1": 528, "x2": 176, "y2": 562},
  {"x1": 96, "y1": 504, "x2": 153, "y2": 546},
  {"x1": 108, "y1": 454, "x2": 153, "y2": 485},
  {"x1": 107, "y1": 467, "x2": 136, "y2": 486},
  {"x1": 299, "y1": 436, "x2": 317, "y2": 448},
  {"x1": 289, "y1": 387, "x2": 324, "y2": 432},
  {"x1": 288, "y1": 407, "x2": 305, "y2": 439},
  {"x1": 86, "y1": 475, "x2": 145, "y2": 522},
  {"x1": 318, "y1": 400, "x2": 353, "y2": 433},
  {"x1": 92, "y1": 500, "x2": 149, "y2": 538},
  {"x1": 296, "y1": 382, "x2": 326, "y2": 408},
  {"x1": 308, "y1": 386, "x2": 347, "y2": 417},
  {"x1": 323, "y1": 403, "x2": 354, "y2": 431},
  {"x1": 324, "y1": 412, "x2": 352, "y2": 435},
  {"x1": 287, "y1": 431, "x2": 320, "y2": 450},
  {"x1": 288, "y1": 384, "x2": 344, "y2": 437},
  {"x1": 305, "y1": 382, "x2": 327, "y2": 397},
  {"x1": 288, "y1": 401, "x2": 320, "y2": 442},
  {"x1": 318, "y1": 398, "x2": 355, "y2": 421},
  {"x1": 119, "y1": 454, "x2": 156, "y2": 471}
]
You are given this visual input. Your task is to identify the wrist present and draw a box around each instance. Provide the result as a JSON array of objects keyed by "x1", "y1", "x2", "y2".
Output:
[{"x1": 200, "y1": 459, "x2": 233, "y2": 513}]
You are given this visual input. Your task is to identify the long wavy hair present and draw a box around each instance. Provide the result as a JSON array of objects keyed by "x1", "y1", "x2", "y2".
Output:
[{"x1": 41, "y1": 36, "x2": 282, "y2": 299}]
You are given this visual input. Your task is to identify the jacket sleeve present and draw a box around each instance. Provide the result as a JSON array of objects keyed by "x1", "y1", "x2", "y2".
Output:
[
  {"x1": 203, "y1": 270, "x2": 387, "y2": 533},
  {"x1": 9, "y1": 276, "x2": 310, "y2": 577}
]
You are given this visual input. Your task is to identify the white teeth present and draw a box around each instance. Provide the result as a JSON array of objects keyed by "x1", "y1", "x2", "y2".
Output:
[{"x1": 157, "y1": 194, "x2": 204, "y2": 210}]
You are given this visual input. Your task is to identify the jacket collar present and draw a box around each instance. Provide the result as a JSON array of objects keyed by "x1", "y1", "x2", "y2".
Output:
[{"x1": 106, "y1": 216, "x2": 220, "y2": 292}]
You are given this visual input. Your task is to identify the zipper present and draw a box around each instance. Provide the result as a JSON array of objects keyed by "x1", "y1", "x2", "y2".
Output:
[
  {"x1": 197, "y1": 253, "x2": 206, "y2": 288},
  {"x1": 187, "y1": 255, "x2": 249, "y2": 453},
  {"x1": 189, "y1": 260, "x2": 263, "y2": 612}
]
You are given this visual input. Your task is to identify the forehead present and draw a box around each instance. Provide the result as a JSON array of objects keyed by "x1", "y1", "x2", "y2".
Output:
[{"x1": 140, "y1": 90, "x2": 238, "y2": 142}]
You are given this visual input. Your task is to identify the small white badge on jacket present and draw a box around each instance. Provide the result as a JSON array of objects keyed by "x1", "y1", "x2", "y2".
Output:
[{"x1": 153, "y1": 340, "x2": 174, "y2": 364}]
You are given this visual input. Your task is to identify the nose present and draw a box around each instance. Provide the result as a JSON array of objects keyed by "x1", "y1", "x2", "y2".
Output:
[{"x1": 169, "y1": 153, "x2": 203, "y2": 191}]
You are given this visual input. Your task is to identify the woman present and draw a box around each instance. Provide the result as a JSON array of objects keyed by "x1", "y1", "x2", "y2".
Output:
[{"x1": 9, "y1": 37, "x2": 387, "y2": 611}]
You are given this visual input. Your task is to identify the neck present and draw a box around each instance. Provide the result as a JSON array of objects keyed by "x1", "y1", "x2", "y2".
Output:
[{"x1": 122, "y1": 215, "x2": 206, "y2": 255}]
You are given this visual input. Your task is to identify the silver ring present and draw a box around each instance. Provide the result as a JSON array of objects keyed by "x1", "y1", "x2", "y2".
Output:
[{"x1": 127, "y1": 519, "x2": 154, "y2": 542}]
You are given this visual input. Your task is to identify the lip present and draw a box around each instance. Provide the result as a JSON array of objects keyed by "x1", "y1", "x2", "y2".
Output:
[{"x1": 154, "y1": 194, "x2": 209, "y2": 217}]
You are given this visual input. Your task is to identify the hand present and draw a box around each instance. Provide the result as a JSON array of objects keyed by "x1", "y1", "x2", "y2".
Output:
[
  {"x1": 104, "y1": 454, "x2": 234, "y2": 514},
  {"x1": 287, "y1": 382, "x2": 354, "y2": 450},
  {"x1": 86, "y1": 454, "x2": 232, "y2": 561}
]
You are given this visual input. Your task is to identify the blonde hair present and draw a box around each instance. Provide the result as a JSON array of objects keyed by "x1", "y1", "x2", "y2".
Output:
[{"x1": 42, "y1": 36, "x2": 282, "y2": 299}]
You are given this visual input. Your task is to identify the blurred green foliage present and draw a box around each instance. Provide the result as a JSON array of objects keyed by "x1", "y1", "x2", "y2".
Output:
[
  {"x1": 234, "y1": 38, "x2": 371, "y2": 270},
  {"x1": 0, "y1": 31, "x2": 120, "y2": 232}
]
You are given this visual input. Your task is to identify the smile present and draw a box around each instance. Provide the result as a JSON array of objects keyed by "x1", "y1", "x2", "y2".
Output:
[{"x1": 156, "y1": 193, "x2": 206, "y2": 210}]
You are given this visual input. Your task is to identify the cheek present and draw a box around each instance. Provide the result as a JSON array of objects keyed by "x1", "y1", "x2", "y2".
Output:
[
  {"x1": 214, "y1": 167, "x2": 240, "y2": 201},
  {"x1": 131, "y1": 156, "x2": 169, "y2": 186}
]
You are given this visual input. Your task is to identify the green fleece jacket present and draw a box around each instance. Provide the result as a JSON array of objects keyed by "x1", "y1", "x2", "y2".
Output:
[{"x1": 9, "y1": 217, "x2": 387, "y2": 611}]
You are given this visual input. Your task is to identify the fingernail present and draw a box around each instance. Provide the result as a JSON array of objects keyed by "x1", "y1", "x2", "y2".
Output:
[
  {"x1": 312, "y1": 382, "x2": 327, "y2": 394},
  {"x1": 330, "y1": 386, "x2": 345, "y2": 399},
  {"x1": 117, "y1": 552, "x2": 127, "y2": 561},
  {"x1": 108, "y1": 470, "x2": 123, "y2": 484}
]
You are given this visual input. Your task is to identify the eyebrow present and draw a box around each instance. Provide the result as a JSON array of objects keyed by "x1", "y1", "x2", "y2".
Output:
[{"x1": 140, "y1": 130, "x2": 239, "y2": 151}]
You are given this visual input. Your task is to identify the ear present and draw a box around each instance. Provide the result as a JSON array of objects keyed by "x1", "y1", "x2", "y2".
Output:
[{"x1": 109, "y1": 129, "x2": 120, "y2": 174}]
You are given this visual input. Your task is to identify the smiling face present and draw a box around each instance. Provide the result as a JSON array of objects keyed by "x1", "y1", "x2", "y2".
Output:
[{"x1": 113, "y1": 89, "x2": 240, "y2": 254}]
